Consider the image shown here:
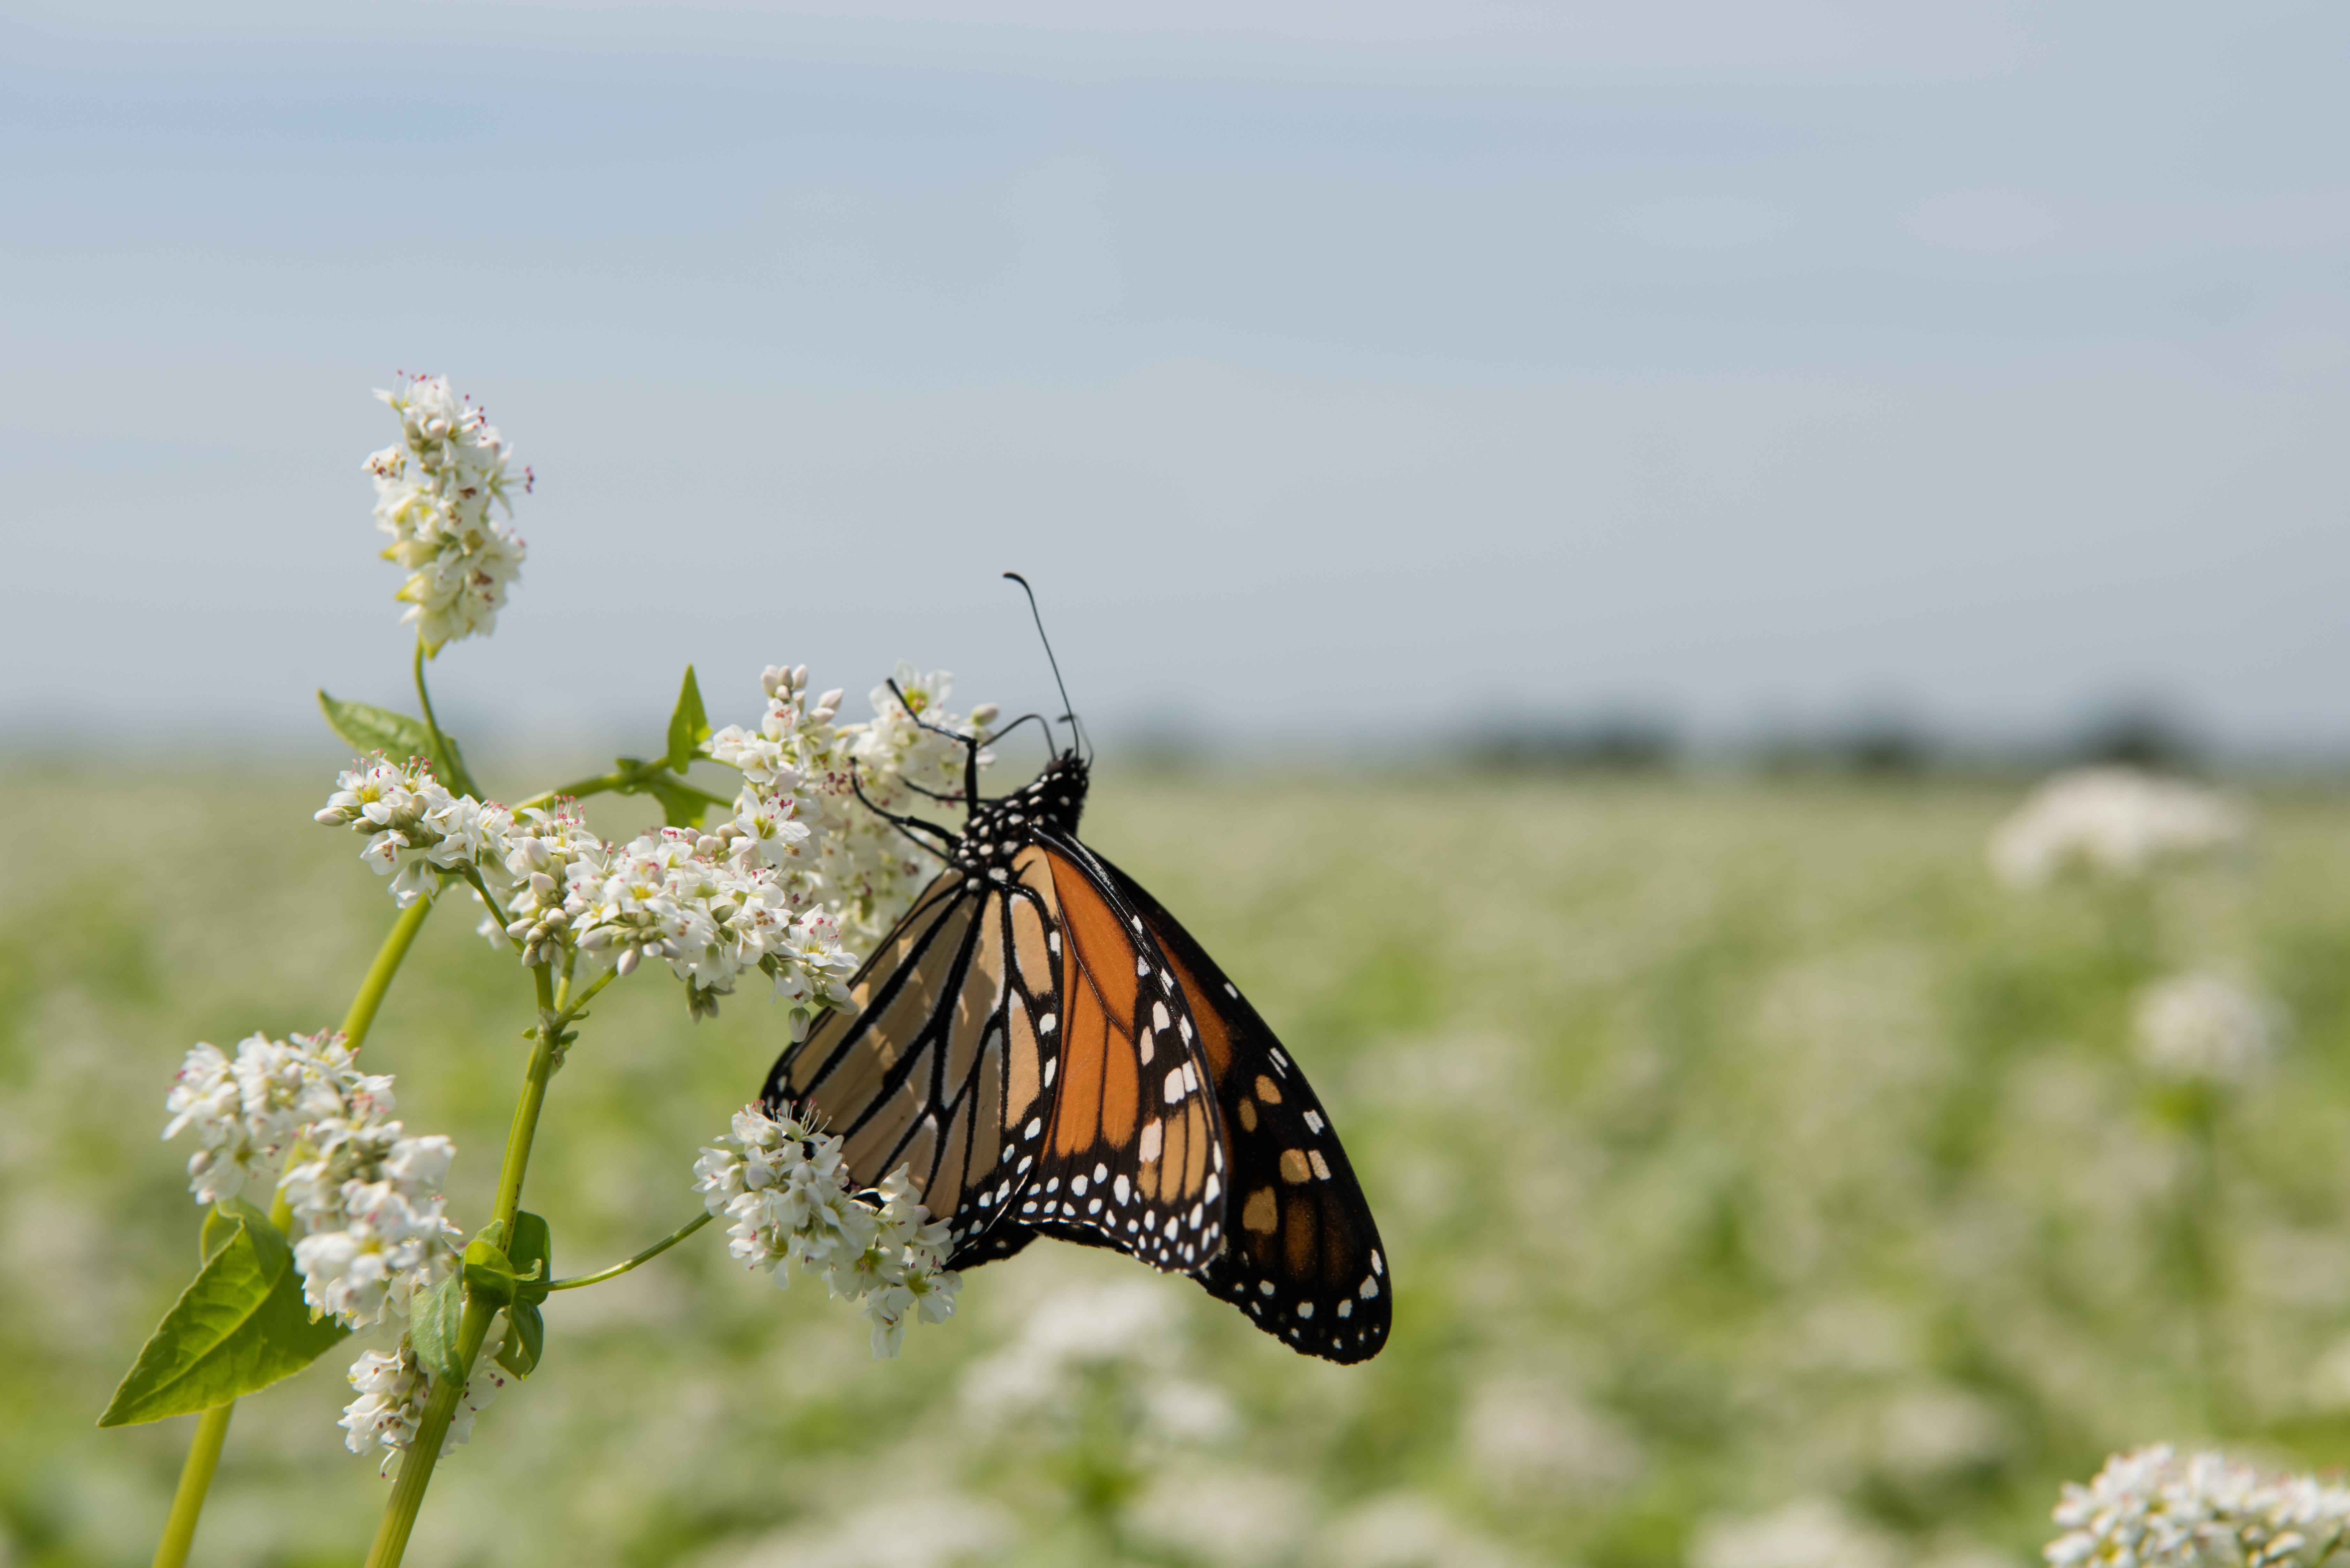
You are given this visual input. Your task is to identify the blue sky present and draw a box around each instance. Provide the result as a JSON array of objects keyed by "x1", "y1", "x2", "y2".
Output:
[{"x1": 4, "y1": 2, "x2": 2346, "y2": 756}]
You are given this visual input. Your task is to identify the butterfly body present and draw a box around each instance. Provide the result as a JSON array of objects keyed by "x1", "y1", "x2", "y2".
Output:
[{"x1": 763, "y1": 744, "x2": 1391, "y2": 1363}]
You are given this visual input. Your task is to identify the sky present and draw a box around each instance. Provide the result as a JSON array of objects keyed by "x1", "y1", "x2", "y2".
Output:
[{"x1": 3, "y1": 2, "x2": 2346, "y2": 759}]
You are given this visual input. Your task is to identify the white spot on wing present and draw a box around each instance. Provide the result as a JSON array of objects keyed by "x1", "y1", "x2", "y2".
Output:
[
  {"x1": 1113, "y1": 1173, "x2": 1131, "y2": 1204},
  {"x1": 1164, "y1": 1067, "x2": 1187, "y2": 1104},
  {"x1": 1304, "y1": 1111, "x2": 1325, "y2": 1134},
  {"x1": 1224, "y1": 982, "x2": 1239, "y2": 998}
]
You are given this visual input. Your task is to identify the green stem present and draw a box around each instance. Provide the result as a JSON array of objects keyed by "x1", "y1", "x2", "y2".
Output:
[
  {"x1": 366, "y1": 966, "x2": 567, "y2": 1567},
  {"x1": 512, "y1": 762, "x2": 732, "y2": 814},
  {"x1": 345, "y1": 898, "x2": 436, "y2": 1053},
  {"x1": 363, "y1": 1295, "x2": 498, "y2": 1568},
  {"x1": 547, "y1": 1213, "x2": 713, "y2": 1292},
  {"x1": 150, "y1": 1403, "x2": 233, "y2": 1568},
  {"x1": 493, "y1": 967, "x2": 564, "y2": 1238},
  {"x1": 412, "y1": 638, "x2": 453, "y2": 784}
]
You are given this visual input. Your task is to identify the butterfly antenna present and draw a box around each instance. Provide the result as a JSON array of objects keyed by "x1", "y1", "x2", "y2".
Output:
[
  {"x1": 1003, "y1": 572, "x2": 1087, "y2": 763},
  {"x1": 888, "y1": 678, "x2": 984, "y2": 807}
]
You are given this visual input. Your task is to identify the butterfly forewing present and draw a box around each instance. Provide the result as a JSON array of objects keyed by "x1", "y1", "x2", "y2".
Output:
[
  {"x1": 1101, "y1": 859, "x2": 1393, "y2": 1364},
  {"x1": 763, "y1": 865, "x2": 1060, "y2": 1253}
]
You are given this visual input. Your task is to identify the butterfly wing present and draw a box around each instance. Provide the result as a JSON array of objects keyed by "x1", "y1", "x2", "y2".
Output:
[
  {"x1": 762, "y1": 858, "x2": 1064, "y2": 1255},
  {"x1": 999, "y1": 833, "x2": 1228, "y2": 1273},
  {"x1": 1098, "y1": 856, "x2": 1393, "y2": 1364}
]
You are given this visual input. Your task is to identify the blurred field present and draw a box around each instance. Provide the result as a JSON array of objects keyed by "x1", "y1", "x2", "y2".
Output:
[{"x1": 7, "y1": 763, "x2": 2350, "y2": 1568}]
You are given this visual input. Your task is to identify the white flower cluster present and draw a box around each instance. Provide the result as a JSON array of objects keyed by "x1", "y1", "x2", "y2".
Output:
[
  {"x1": 317, "y1": 759, "x2": 860, "y2": 1022},
  {"x1": 691, "y1": 1103, "x2": 961, "y2": 1358},
  {"x1": 163, "y1": 1030, "x2": 394, "y2": 1206},
  {"x1": 704, "y1": 660, "x2": 997, "y2": 950},
  {"x1": 161, "y1": 1032, "x2": 485, "y2": 1467},
  {"x1": 363, "y1": 374, "x2": 527, "y2": 650},
  {"x1": 2047, "y1": 1445, "x2": 2350, "y2": 1568},
  {"x1": 282, "y1": 1117, "x2": 461, "y2": 1331},
  {"x1": 1990, "y1": 768, "x2": 2248, "y2": 889},
  {"x1": 315, "y1": 756, "x2": 513, "y2": 908},
  {"x1": 565, "y1": 825, "x2": 859, "y2": 1021},
  {"x1": 339, "y1": 1341, "x2": 513, "y2": 1476},
  {"x1": 2136, "y1": 973, "x2": 2283, "y2": 1085}
]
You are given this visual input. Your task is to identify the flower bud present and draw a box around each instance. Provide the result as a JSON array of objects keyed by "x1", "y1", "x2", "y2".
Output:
[
  {"x1": 792, "y1": 665, "x2": 810, "y2": 691},
  {"x1": 529, "y1": 871, "x2": 557, "y2": 899},
  {"x1": 816, "y1": 689, "x2": 844, "y2": 714},
  {"x1": 969, "y1": 704, "x2": 1001, "y2": 728},
  {"x1": 616, "y1": 946, "x2": 641, "y2": 977}
]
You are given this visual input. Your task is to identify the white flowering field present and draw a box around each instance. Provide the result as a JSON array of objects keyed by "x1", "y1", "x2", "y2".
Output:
[{"x1": 8, "y1": 765, "x2": 2350, "y2": 1567}]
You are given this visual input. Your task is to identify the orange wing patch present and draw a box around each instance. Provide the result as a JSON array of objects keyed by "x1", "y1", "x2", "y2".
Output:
[{"x1": 1000, "y1": 838, "x2": 1226, "y2": 1272}]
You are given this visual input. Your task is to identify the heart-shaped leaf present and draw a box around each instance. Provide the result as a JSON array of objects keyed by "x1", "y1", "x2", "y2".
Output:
[{"x1": 99, "y1": 1202, "x2": 348, "y2": 1427}]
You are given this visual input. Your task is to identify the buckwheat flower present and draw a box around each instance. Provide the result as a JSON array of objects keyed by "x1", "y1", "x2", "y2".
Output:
[
  {"x1": 2046, "y1": 1444, "x2": 2350, "y2": 1567},
  {"x1": 161, "y1": 1030, "x2": 390, "y2": 1206},
  {"x1": 566, "y1": 827, "x2": 857, "y2": 1020},
  {"x1": 282, "y1": 1118, "x2": 461, "y2": 1329},
  {"x1": 340, "y1": 1337, "x2": 515, "y2": 1476},
  {"x1": 497, "y1": 802, "x2": 605, "y2": 963},
  {"x1": 693, "y1": 1104, "x2": 959, "y2": 1357},
  {"x1": 341, "y1": 1345, "x2": 427, "y2": 1474},
  {"x1": 2136, "y1": 973, "x2": 2283, "y2": 1084},
  {"x1": 1990, "y1": 768, "x2": 2249, "y2": 889},
  {"x1": 702, "y1": 659, "x2": 997, "y2": 951},
  {"x1": 317, "y1": 756, "x2": 517, "y2": 908},
  {"x1": 365, "y1": 374, "x2": 528, "y2": 650}
]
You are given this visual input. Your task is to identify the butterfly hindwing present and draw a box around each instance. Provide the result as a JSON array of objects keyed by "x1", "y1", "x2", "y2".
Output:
[
  {"x1": 1000, "y1": 833, "x2": 1226, "y2": 1273},
  {"x1": 1099, "y1": 858, "x2": 1393, "y2": 1364}
]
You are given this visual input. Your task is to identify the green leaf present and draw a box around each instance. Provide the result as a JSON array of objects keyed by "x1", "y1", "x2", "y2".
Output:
[
  {"x1": 495, "y1": 1301, "x2": 544, "y2": 1380},
  {"x1": 462, "y1": 1231, "x2": 519, "y2": 1307},
  {"x1": 666, "y1": 665, "x2": 711, "y2": 773},
  {"x1": 410, "y1": 1275, "x2": 466, "y2": 1386},
  {"x1": 318, "y1": 691, "x2": 434, "y2": 761},
  {"x1": 316, "y1": 690, "x2": 482, "y2": 798},
  {"x1": 98, "y1": 1204, "x2": 348, "y2": 1427},
  {"x1": 199, "y1": 1202, "x2": 246, "y2": 1263},
  {"x1": 508, "y1": 1212, "x2": 554, "y2": 1307},
  {"x1": 643, "y1": 778, "x2": 708, "y2": 830},
  {"x1": 436, "y1": 732, "x2": 484, "y2": 800}
]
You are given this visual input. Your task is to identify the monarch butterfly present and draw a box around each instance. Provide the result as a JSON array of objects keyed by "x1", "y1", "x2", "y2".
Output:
[{"x1": 760, "y1": 581, "x2": 1391, "y2": 1364}]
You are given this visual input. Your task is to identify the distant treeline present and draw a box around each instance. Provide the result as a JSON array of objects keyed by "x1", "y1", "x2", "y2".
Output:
[{"x1": 1460, "y1": 710, "x2": 2267, "y2": 778}]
